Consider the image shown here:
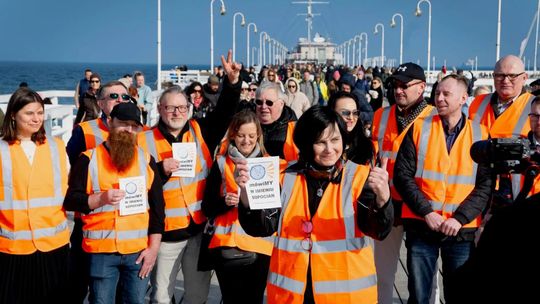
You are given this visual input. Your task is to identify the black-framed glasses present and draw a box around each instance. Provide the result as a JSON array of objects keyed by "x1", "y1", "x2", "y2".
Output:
[
  {"x1": 301, "y1": 220, "x2": 313, "y2": 251},
  {"x1": 109, "y1": 93, "x2": 131, "y2": 101},
  {"x1": 255, "y1": 99, "x2": 275, "y2": 107},
  {"x1": 163, "y1": 105, "x2": 189, "y2": 113},
  {"x1": 90, "y1": 80, "x2": 100, "y2": 83},
  {"x1": 248, "y1": 88, "x2": 257, "y2": 92},
  {"x1": 494, "y1": 72, "x2": 525, "y2": 82},
  {"x1": 528, "y1": 113, "x2": 540, "y2": 120},
  {"x1": 394, "y1": 81, "x2": 423, "y2": 90},
  {"x1": 340, "y1": 109, "x2": 360, "y2": 117}
]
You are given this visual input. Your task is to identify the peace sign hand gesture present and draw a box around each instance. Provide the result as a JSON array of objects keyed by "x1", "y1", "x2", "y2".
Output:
[{"x1": 221, "y1": 49, "x2": 241, "y2": 85}]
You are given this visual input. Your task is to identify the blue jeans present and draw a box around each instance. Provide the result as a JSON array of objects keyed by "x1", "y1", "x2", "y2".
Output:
[
  {"x1": 88, "y1": 252, "x2": 149, "y2": 304},
  {"x1": 405, "y1": 231, "x2": 474, "y2": 304}
]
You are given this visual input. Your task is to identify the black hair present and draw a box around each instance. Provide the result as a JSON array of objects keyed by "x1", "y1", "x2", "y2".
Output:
[
  {"x1": 326, "y1": 91, "x2": 360, "y2": 114},
  {"x1": 293, "y1": 105, "x2": 347, "y2": 164}
]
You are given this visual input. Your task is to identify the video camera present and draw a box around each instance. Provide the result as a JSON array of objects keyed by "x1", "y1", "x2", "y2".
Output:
[
  {"x1": 470, "y1": 137, "x2": 540, "y2": 204},
  {"x1": 470, "y1": 137, "x2": 540, "y2": 174}
]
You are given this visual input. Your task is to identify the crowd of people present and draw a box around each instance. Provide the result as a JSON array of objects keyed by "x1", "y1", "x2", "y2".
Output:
[{"x1": 1, "y1": 51, "x2": 539, "y2": 304}]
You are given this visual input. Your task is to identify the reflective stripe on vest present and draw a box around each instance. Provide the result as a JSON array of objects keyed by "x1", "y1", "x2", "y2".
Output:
[
  {"x1": 472, "y1": 94, "x2": 492, "y2": 125},
  {"x1": 0, "y1": 220, "x2": 68, "y2": 240},
  {"x1": 376, "y1": 106, "x2": 392, "y2": 154}
]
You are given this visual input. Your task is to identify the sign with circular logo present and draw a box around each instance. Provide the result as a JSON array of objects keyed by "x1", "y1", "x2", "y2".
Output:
[{"x1": 250, "y1": 164, "x2": 266, "y2": 180}]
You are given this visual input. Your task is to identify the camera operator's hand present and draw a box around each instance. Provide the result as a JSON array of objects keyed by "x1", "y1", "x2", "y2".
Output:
[
  {"x1": 424, "y1": 212, "x2": 444, "y2": 232},
  {"x1": 440, "y1": 218, "x2": 462, "y2": 236}
]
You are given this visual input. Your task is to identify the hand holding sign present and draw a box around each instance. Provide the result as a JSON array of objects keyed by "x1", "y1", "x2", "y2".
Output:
[
  {"x1": 172, "y1": 142, "x2": 197, "y2": 177},
  {"x1": 244, "y1": 157, "x2": 281, "y2": 210}
]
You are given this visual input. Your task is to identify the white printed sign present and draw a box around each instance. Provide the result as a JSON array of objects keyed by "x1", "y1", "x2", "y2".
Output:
[
  {"x1": 245, "y1": 156, "x2": 281, "y2": 210},
  {"x1": 172, "y1": 142, "x2": 197, "y2": 178},
  {"x1": 118, "y1": 176, "x2": 147, "y2": 216}
]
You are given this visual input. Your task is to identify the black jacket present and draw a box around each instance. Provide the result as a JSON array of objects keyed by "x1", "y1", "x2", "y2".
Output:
[
  {"x1": 393, "y1": 121, "x2": 492, "y2": 241},
  {"x1": 261, "y1": 105, "x2": 297, "y2": 159}
]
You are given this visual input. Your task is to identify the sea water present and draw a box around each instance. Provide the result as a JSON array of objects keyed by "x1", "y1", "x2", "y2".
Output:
[{"x1": 0, "y1": 61, "x2": 210, "y2": 103}]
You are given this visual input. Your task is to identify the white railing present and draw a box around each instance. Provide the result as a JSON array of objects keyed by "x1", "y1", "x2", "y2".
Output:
[{"x1": 160, "y1": 70, "x2": 211, "y2": 89}]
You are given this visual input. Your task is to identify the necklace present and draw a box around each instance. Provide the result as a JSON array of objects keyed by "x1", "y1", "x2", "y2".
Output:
[{"x1": 315, "y1": 180, "x2": 326, "y2": 198}]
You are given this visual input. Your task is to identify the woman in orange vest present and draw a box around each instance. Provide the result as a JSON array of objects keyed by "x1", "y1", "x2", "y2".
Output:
[
  {"x1": 0, "y1": 88, "x2": 70, "y2": 303},
  {"x1": 235, "y1": 105, "x2": 393, "y2": 304},
  {"x1": 201, "y1": 110, "x2": 273, "y2": 303}
]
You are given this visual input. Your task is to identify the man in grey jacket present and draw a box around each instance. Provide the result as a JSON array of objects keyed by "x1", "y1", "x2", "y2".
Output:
[{"x1": 299, "y1": 70, "x2": 319, "y2": 106}]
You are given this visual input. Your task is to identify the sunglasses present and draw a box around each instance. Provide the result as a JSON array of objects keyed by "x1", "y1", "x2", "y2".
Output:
[
  {"x1": 394, "y1": 81, "x2": 423, "y2": 90},
  {"x1": 90, "y1": 80, "x2": 100, "y2": 83},
  {"x1": 255, "y1": 99, "x2": 275, "y2": 107},
  {"x1": 109, "y1": 93, "x2": 131, "y2": 101},
  {"x1": 340, "y1": 109, "x2": 360, "y2": 117},
  {"x1": 248, "y1": 88, "x2": 257, "y2": 92},
  {"x1": 301, "y1": 220, "x2": 313, "y2": 251},
  {"x1": 193, "y1": 89, "x2": 202, "y2": 93},
  {"x1": 288, "y1": 85, "x2": 297, "y2": 88}
]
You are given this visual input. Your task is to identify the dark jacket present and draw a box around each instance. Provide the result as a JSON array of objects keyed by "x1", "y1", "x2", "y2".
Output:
[
  {"x1": 261, "y1": 105, "x2": 297, "y2": 159},
  {"x1": 340, "y1": 73, "x2": 374, "y2": 124},
  {"x1": 393, "y1": 121, "x2": 492, "y2": 241},
  {"x1": 203, "y1": 83, "x2": 220, "y2": 108},
  {"x1": 74, "y1": 91, "x2": 100, "y2": 124}
]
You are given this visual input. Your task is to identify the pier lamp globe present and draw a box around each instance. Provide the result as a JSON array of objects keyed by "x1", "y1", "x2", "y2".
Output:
[
  {"x1": 220, "y1": 5, "x2": 226, "y2": 15},
  {"x1": 415, "y1": 8, "x2": 422, "y2": 16}
]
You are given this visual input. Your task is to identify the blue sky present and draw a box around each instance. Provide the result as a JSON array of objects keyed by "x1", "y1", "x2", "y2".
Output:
[{"x1": 0, "y1": 0, "x2": 538, "y2": 69}]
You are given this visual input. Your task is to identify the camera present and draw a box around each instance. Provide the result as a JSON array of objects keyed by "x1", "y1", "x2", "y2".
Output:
[{"x1": 470, "y1": 137, "x2": 540, "y2": 174}]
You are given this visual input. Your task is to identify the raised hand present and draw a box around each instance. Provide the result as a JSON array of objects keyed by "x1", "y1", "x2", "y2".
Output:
[
  {"x1": 220, "y1": 49, "x2": 241, "y2": 85},
  {"x1": 367, "y1": 157, "x2": 390, "y2": 208}
]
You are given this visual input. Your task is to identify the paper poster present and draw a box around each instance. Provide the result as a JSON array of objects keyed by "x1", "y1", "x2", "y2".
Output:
[
  {"x1": 172, "y1": 142, "x2": 197, "y2": 178},
  {"x1": 118, "y1": 176, "x2": 147, "y2": 216},
  {"x1": 245, "y1": 156, "x2": 281, "y2": 210}
]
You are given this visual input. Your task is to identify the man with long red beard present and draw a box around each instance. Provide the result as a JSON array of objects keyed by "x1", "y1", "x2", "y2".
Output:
[{"x1": 64, "y1": 102, "x2": 165, "y2": 304}]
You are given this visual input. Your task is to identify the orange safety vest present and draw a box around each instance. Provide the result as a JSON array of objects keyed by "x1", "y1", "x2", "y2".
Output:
[
  {"x1": 81, "y1": 144, "x2": 154, "y2": 254},
  {"x1": 267, "y1": 161, "x2": 377, "y2": 304},
  {"x1": 401, "y1": 109, "x2": 488, "y2": 228},
  {"x1": 79, "y1": 118, "x2": 109, "y2": 150},
  {"x1": 469, "y1": 92, "x2": 536, "y2": 199},
  {"x1": 372, "y1": 104, "x2": 435, "y2": 201},
  {"x1": 137, "y1": 120, "x2": 211, "y2": 231},
  {"x1": 0, "y1": 137, "x2": 69, "y2": 254},
  {"x1": 208, "y1": 154, "x2": 274, "y2": 255}
]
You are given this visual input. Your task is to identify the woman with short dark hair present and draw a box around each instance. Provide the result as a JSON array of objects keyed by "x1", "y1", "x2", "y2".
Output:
[{"x1": 235, "y1": 105, "x2": 393, "y2": 304}]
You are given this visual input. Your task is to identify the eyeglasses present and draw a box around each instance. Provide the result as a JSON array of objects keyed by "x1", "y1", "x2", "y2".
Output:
[
  {"x1": 301, "y1": 220, "x2": 313, "y2": 251},
  {"x1": 340, "y1": 109, "x2": 360, "y2": 117},
  {"x1": 528, "y1": 113, "x2": 540, "y2": 120},
  {"x1": 163, "y1": 105, "x2": 189, "y2": 113},
  {"x1": 255, "y1": 99, "x2": 275, "y2": 107},
  {"x1": 193, "y1": 89, "x2": 202, "y2": 93},
  {"x1": 90, "y1": 80, "x2": 100, "y2": 83},
  {"x1": 108, "y1": 93, "x2": 131, "y2": 101},
  {"x1": 394, "y1": 81, "x2": 423, "y2": 90},
  {"x1": 494, "y1": 72, "x2": 525, "y2": 82},
  {"x1": 288, "y1": 85, "x2": 297, "y2": 88},
  {"x1": 248, "y1": 88, "x2": 257, "y2": 92}
]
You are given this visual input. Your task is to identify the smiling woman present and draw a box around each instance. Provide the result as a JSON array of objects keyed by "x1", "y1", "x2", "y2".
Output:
[{"x1": 0, "y1": 87, "x2": 70, "y2": 303}]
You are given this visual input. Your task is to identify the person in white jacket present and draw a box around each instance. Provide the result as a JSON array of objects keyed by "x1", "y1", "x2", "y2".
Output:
[{"x1": 285, "y1": 77, "x2": 311, "y2": 118}]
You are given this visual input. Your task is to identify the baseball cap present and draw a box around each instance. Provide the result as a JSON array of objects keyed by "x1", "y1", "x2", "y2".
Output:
[
  {"x1": 110, "y1": 102, "x2": 143, "y2": 126},
  {"x1": 388, "y1": 62, "x2": 426, "y2": 83}
]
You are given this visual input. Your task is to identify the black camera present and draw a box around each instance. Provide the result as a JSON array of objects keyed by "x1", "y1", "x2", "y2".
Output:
[{"x1": 470, "y1": 137, "x2": 540, "y2": 174}]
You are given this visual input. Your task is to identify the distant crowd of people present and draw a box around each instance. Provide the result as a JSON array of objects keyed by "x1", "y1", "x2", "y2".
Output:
[{"x1": 1, "y1": 51, "x2": 540, "y2": 304}]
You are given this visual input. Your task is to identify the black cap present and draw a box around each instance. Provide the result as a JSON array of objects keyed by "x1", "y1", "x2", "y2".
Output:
[
  {"x1": 531, "y1": 79, "x2": 540, "y2": 87},
  {"x1": 109, "y1": 102, "x2": 143, "y2": 126},
  {"x1": 388, "y1": 62, "x2": 426, "y2": 83}
]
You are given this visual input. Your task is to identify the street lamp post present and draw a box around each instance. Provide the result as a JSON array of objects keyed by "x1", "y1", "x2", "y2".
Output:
[
  {"x1": 210, "y1": 0, "x2": 226, "y2": 72},
  {"x1": 415, "y1": 0, "x2": 432, "y2": 80},
  {"x1": 391, "y1": 13, "x2": 404, "y2": 65},
  {"x1": 374, "y1": 23, "x2": 385, "y2": 67},
  {"x1": 360, "y1": 32, "x2": 368, "y2": 66},
  {"x1": 252, "y1": 47, "x2": 257, "y2": 66},
  {"x1": 354, "y1": 35, "x2": 361, "y2": 67},
  {"x1": 259, "y1": 31, "x2": 268, "y2": 66},
  {"x1": 246, "y1": 23, "x2": 257, "y2": 67},
  {"x1": 157, "y1": 0, "x2": 162, "y2": 90},
  {"x1": 232, "y1": 12, "x2": 245, "y2": 62},
  {"x1": 496, "y1": 0, "x2": 502, "y2": 61},
  {"x1": 352, "y1": 38, "x2": 356, "y2": 67}
]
